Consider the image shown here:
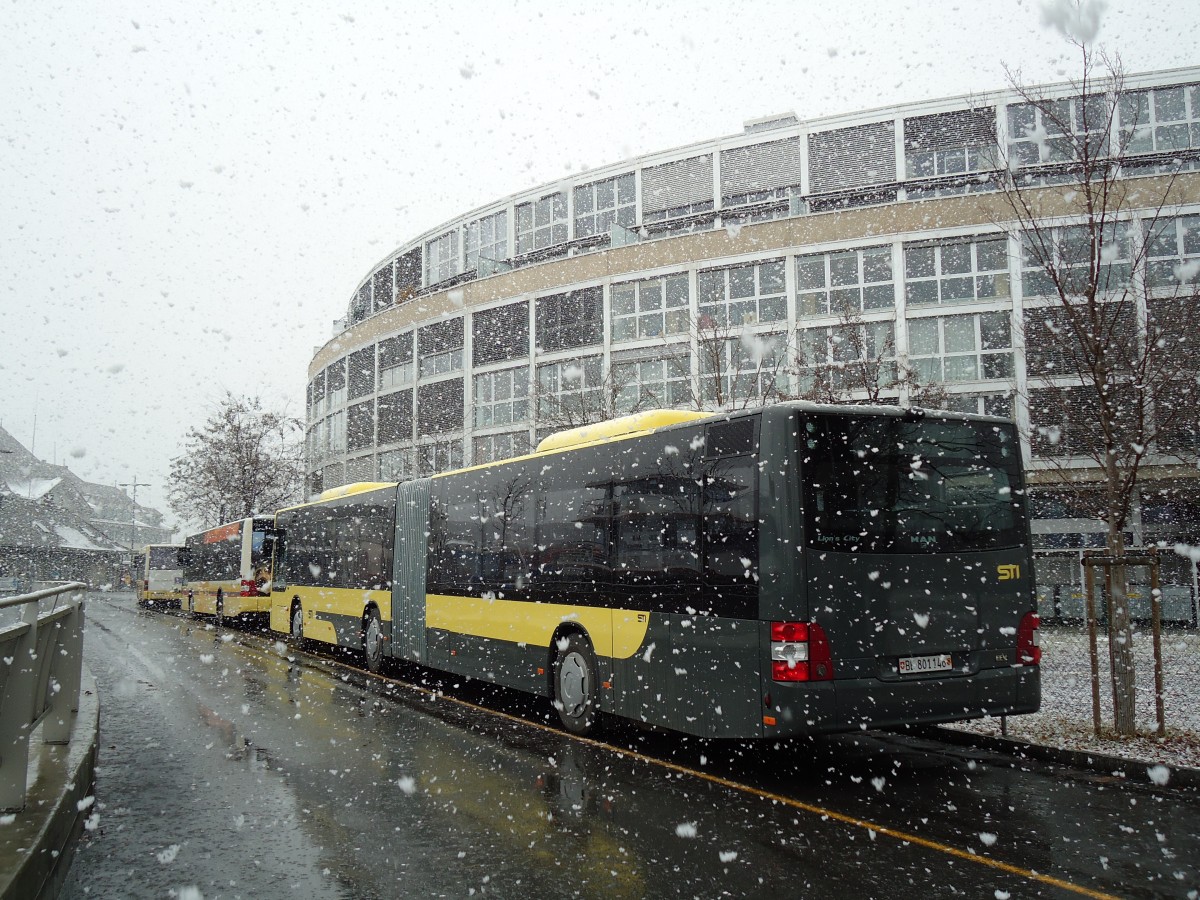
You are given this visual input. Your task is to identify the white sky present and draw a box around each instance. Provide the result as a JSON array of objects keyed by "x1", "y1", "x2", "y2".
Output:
[{"x1": 1, "y1": 0, "x2": 1196, "y2": 531}]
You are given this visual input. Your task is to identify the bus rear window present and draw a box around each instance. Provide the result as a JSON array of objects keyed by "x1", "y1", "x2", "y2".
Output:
[{"x1": 801, "y1": 413, "x2": 1025, "y2": 554}]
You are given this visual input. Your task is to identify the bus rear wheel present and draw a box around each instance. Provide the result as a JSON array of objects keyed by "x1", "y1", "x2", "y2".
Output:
[
  {"x1": 553, "y1": 633, "x2": 598, "y2": 736},
  {"x1": 362, "y1": 608, "x2": 384, "y2": 674}
]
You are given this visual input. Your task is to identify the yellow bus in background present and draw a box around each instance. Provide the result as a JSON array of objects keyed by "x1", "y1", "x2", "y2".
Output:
[
  {"x1": 270, "y1": 483, "x2": 396, "y2": 666},
  {"x1": 137, "y1": 543, "x2": 186, "y2": 608},
  {"x1": 183, "y1": 517, "x2": 280, "y2": 624}
]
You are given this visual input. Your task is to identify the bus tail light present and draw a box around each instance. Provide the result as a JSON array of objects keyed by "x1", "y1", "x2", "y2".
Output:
[
  {"x1": 771, "y1": 621, "x2": 834, "y2": 682},
  {"x1": 1017, "y1": 612, "x2": 1041, "y2": 666}
]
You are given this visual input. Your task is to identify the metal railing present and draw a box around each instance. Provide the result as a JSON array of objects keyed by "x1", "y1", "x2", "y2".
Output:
[{"x1": 0, "y1": 582, "x2": 86, "y2": 811}]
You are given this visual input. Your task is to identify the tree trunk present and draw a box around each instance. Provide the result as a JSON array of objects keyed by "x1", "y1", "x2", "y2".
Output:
[{"x1": 1105, "y1": 473, "x2": 1137, "y2": 736}]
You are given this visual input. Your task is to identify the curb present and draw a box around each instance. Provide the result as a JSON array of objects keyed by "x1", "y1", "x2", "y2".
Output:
[
  {"x1": 923, "y1": 724, "x2": 1200, "y2": 791},
  {"x1": 0, "y1": 669, "x2": 99, "y2": 900}
]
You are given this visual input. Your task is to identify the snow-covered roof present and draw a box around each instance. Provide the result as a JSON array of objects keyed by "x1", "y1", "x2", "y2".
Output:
[
  {"x1": 3, "y1": 476, "x2": 63, "y2": 500},
  {"x1": 53, "y1": 524, "x2": 108, "y2": 551}
]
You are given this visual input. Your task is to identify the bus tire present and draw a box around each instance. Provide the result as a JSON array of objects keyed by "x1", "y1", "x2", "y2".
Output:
[
  {"x1": 215, "y1": 589, "x2": 224, "y2": 627},
  {"x1": 553, "y1": 633, "x2": 599, "y2": 736},
  {"x1": 290, "y1": 600, "x2": 305, "y2": 649},
  {"x1": 362, "y1": 607, "x2": 384, "y2": 674},
  {"x1": 186, "y1": 591, "x2": 195, "y2": 617}
]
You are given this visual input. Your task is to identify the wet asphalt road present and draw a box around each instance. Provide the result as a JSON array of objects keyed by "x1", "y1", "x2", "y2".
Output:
[{"x1": 61, "y1": 593, "x2": 1200, "y2": 899}]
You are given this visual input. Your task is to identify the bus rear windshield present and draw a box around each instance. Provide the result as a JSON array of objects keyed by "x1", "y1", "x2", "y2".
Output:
[
  {"x1": 148, "y1": 546, "x2": 185, "y2": 569},
  {"x1": 802, "y1": 413, "x2": 1025, "y2": 554}
]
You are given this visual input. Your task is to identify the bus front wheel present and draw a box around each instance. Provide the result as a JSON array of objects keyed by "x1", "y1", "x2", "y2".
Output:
[
  {"x1": 215, "y1": 590, "x2": 224, "y2": 627},
  {"x1": 362, "y1": 608, "x2": 384, "y2": 674},
  {"x1": 290, "y1": 602, "x2": 305, "y2": 649},
  {"x1": 553, "y1": 633, "x2": 598, "y2": 736}
]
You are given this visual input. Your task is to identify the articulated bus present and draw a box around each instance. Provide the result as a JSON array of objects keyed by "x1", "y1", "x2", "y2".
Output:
[
  {"x1": 270, "y1": 404, "x2": 1040, "y2": 739},
  {"x1": 137, "y1": 543, "x2": 186, "y2": 607},
  {"x1": 183, "y1": 517, "x2": 280, "y2": 623}
]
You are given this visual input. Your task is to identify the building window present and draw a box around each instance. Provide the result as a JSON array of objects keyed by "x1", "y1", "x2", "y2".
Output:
[
  {"x1": 697, "y1": 260, "x2": 786, "y2": 328},
  {"x1": 418, "y1": 318, "x2": 465, "y2": 378},
  {"x1": 515, "y1": 192, "x2": 568, "y2": 255},
  {"x1": 396, "y1": 247, "x2": 422, "y2": 304},
  {"x1": 474, "y1": 366, "x2": 530, "y2": 429},
  {"x1": 808, "y1": 121, "x2": 897, "y2": 200},
  {"x1": 310, "y1": 371, "x2": 326, "y2": 418},
  {"x1": 573, "y1": 174, "x2": 635, "y2": 238},
  {"x1": 904, "y1": 236, "x2": 1010, "y2": 306},
  {"x1": 465, "y1": 210, "x2": 508, "y2": 271},
  {"x1": 425, "y1": 230, "x2": 461, "y2": 286},
  {"x1": 309, "y1": 420, "x2": 326, "y2": 463},
  {"x1": 379, "y1": 333, "x2": 415, "y2": 390},
  {"x1": 1021, "y1": 224, "x2": 1132, "y2": 298},
  {"x1": 348, "y1": 345, "x2": 376, "y2": 400},
  {"x1": 642, "y1": 154, "x2": 715, "y2": 222},
  {"x1": 322, "y1": 462, "x2": 346, "y2": 491},
  {"x1": 1120, "y1": 84, "x2": 1200, "y2": 154},
  {"x1": 473, "y1": 302, "x2": 529, "y2": 366},
  {"x1": 377, "y1": 390, "x2": 413, "y2": 445},
  {"x1": 1145, "y1": 213, "x2": 1200, "y2": 289},
  {"x1": 720, "y1": 137, "x2": 804, "y2": 210},
  {"x1": 907, "y1": 311, "x2": 1012, "y2": 383},
  {"x1": 699, "y1": 333, "x2": 787, "y2": 406},
  {"x1": 797, "y1": 320, "x2": 898, "y2": 392},
  {"x1": 940, "y1": 393, "x2": 1013, "y2": 417},
  {"x1": 347, "y1": 400, "x2": 375, "y2": 453},
  {"x1": 536, "y1": 356, "x2": 603, "y2": 421},
  {"x1": 797, "y1": 246, "x2": 895, "y2": 317},
  {"x1": 346, "y1": 454, "x2": 375, "y2": 482},
  {"x1": 372, "y1": 264, "x2": 393, "y2": 312},
  {"x1": 1006, "y1": 96, "x2": 1108, "y2": 166},
  {"x1": 536, "y1": 287, "x2": 603, "y2": 352},
  {"x1": 612, "y1": 273, "x2": 690, "y2": 343},
  {"x1": 473, "y1": 431, "x2": 531, "y2": 465},
  {"x1": 418, "y1": 439, "x2": 463, "y2": 476},
  {"x1": 612, "y1": 352, "x2": 692, "y2": 414},
  {"x1": 903, "y1": 107, "x2": 998, "y2": 180},
  {"x1": 417, "y1": 379, "x2": 464, "y2": 436},
  {"x1": 327, "y1": 410, "x2": 346, "y2": 455},
  {"x1": 325, "y1": 360, "x2": 347, "y2": 409},
  {"x1": 379, "y1": 447, "x2": 415, "y2": 482}
]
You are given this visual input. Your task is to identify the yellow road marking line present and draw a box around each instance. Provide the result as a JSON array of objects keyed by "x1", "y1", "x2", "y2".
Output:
[
  {"x1": 349, "y1": 662, "x2": 1119, "y2": 900},
  {"x1": 176, "y1": 613, "x2": 1118, "y2": 900}
]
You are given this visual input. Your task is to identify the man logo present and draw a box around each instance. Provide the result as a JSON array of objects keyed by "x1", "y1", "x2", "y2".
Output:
[{"x1": 998, "y1": 564, "x2": 1021, "y2": 581}]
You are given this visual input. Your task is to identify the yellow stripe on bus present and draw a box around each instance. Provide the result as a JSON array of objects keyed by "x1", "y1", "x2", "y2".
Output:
[{"x1": 425, "y1": 594, "x2": 651, "y2": 660}]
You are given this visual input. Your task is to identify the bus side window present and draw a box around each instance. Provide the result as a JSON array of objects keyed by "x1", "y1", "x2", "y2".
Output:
[{"x1": 703, "y1": 456, "x2": 759, "y2": 589}]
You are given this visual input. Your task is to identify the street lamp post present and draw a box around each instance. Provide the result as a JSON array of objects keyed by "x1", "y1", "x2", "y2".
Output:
[{"x1": 118, "y1": 476, "x2": 149, "y2": 591}]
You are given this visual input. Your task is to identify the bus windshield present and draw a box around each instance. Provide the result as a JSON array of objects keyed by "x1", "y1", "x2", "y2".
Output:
[{"x1": 801, "y1": 412, "x2": 1025, "y2": 554}]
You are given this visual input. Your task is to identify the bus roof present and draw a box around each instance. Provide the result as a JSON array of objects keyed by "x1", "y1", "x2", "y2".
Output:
[{"x1": 535, "y1": 409, "x2": 710, "y2": 453}]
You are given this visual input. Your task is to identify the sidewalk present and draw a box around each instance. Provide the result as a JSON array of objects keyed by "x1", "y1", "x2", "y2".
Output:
[{"x1": 0, "y1": 670, "x2": 99, "y2": 900}]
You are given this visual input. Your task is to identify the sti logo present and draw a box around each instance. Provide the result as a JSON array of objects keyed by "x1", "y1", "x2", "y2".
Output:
[{"x1": 997, "y1": 564, "x2": 1021, "y2": 581}]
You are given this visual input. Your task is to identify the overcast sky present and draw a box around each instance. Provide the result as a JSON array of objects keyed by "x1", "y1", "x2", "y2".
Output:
[{"x1": 2, "y1": 0, "x2": 1196, "y2": 531}]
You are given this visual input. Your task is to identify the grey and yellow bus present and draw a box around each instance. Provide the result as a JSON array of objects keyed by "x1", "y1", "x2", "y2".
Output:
[
  {"x1": 137, "y1": 543, "x2": 186, "y2": 608},
  {"x1": 183, "y1": 517, "x2": 280, "y2": 623},
  {"x1": 270, "y1": 404, "x2": 1040, "y2": 738}
]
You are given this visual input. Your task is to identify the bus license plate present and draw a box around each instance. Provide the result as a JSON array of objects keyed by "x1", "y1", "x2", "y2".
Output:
[{"x1": 898, "y1": 653, "x2": 953, "y2": 674}]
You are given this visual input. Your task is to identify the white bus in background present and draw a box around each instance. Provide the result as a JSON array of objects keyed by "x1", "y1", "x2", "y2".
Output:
[{"x1": 138, "y1": 543, "x2": 186, "y2": 608}]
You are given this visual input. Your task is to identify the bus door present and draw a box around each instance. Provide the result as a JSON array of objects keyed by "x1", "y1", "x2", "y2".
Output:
[{"x1": 391, "y1": 478, "x2": 431, "y2": 664}]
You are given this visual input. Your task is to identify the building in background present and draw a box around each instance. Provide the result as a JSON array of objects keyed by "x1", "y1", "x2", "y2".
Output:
[
  {"x1": 0, "y1": 425, "x2": 174, "y2": 588},
  {"x1": 306, "y1": 66, "x2": 1200, "y2": 624}
]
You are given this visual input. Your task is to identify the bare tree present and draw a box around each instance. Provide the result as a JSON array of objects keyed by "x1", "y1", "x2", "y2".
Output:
[
  {"x1": 168, "y1": 393, "x2": 304, "y2": 530},
  {"x1": 793, "y1": 296, "x2": 948, "y2": 408},
  {"x1": 994, "y1": 24, "x2": 1200, "y2": 733},
  {"x1": 689, "y1": 314, "x2": 791, "y2": 411},
  {"x1": 533, "y1": 356, "x2": 662, "y2": 434}
]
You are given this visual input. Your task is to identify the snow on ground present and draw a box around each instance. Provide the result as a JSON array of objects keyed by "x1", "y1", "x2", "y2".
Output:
[{"x1": 949, "y1": 626, "x2": 1200, "y2": 773}]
